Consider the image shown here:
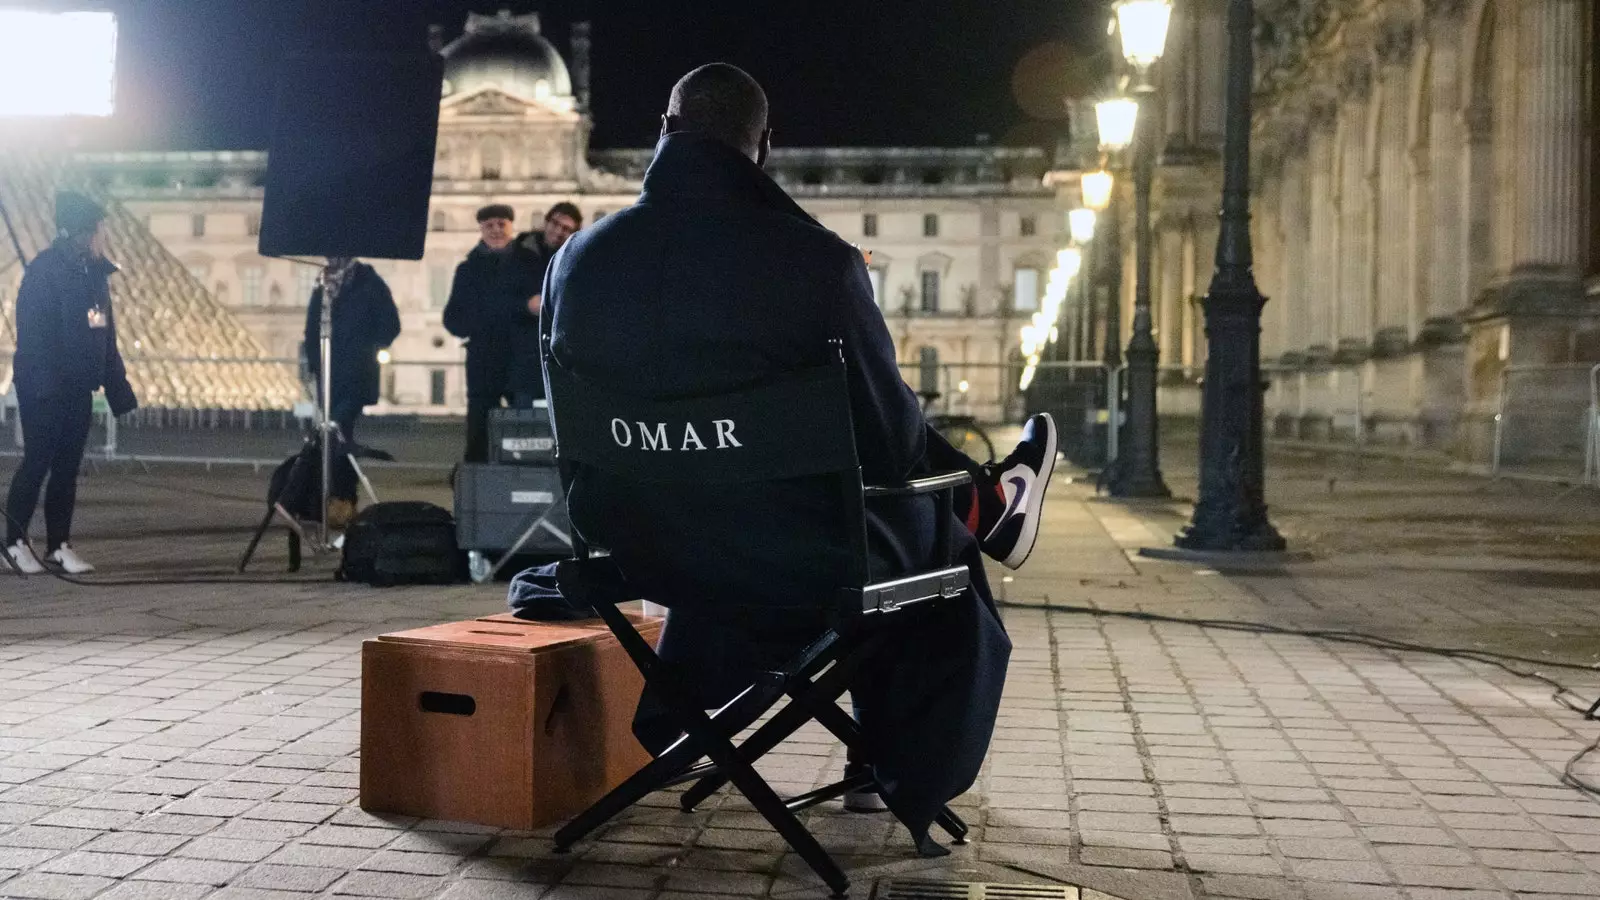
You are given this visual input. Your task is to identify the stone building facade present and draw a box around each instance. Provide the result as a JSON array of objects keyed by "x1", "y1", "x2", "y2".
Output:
[
  {"x1": 1248, "y1": 0, "x2": 1598, "y2": 463},
  {"x1": 69, "y1": 10, "x2": 1060, "y2": 420}
]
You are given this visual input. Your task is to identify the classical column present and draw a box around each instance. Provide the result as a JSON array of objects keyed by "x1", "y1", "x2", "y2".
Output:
[
  {"x1": 1420, "y1": 0, "x2": 1468, "y2": 341},
  {"x1": 1335, "y1": 58, "x2": 1374, "y2": 362},
  {"x1": 1372, "y1": 20, "x2": 1416, "y2": 358},
  {"x1": 1157, "y1": 215, "x2": 1186, "y2": 373},
  {"x1": 1279, "y1": 148, "x2": 1310, "y2": 365},
  {"x1": 1511, "y1": 0, "x2": 1586, "y2": 284},
  {"x1": 1255, "y1": 165, "x2": 1285, "y2": 360},
  {"x1": 1305, "y1": 99, "x2": 1338, "y2": 361}
]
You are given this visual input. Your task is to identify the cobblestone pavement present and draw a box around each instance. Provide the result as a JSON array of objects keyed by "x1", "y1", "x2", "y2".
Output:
[{"x1": 1, "y1": 450, "x2": 1597, "y2": 900}]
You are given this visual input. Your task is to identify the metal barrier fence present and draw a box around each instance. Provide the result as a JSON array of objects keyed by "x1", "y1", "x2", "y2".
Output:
[
  {"x1": 23, "y1": 349, "x2": 1593, "y2": 487},
  {"x1": 1492, "y1": 363, "x2": 1599, "y2": 487}
]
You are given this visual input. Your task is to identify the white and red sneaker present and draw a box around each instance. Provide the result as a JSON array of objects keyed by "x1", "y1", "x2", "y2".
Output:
[{"x1": 977, "y1": 413, "x2": 1059, "y2": 569}]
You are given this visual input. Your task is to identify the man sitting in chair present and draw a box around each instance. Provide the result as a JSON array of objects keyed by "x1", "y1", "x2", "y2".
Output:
[{"x1": 541, "y1": 63, "x2": 1056, "y2": 842}]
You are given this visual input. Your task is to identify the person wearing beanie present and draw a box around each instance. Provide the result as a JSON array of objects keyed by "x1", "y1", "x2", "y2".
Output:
[
  {"x1": 5, "y1": 191, "x2": 138, "y2": 576},
  {"x1": 442, "y1": 203, "x2": 548, "y2": 463}
]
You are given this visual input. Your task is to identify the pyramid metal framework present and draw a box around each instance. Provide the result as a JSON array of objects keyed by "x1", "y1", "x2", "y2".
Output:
[{"x1": 0, "y1": 151, "x2": 303, "y2": 410}]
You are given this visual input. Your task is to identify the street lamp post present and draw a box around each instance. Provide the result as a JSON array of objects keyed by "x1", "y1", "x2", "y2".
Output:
[
  {"x1": 1175, "y1": 0, "x2": 1285, "y2": 550},
  {"x1": 1107, "y1": 0, "x2": 1172, "y2": 499}
]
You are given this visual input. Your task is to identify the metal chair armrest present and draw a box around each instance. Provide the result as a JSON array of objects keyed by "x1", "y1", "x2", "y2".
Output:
[{"x1": 862, "y1": 470, "x2": 972, "y2": 499}]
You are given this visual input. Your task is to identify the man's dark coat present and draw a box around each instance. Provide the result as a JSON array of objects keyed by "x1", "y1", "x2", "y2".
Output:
[
  {"x1": 541, "y1": 131, "x2": 1010, "y2": 848},
  {"x1": 303, "y1": 263, "x2": 401, "y2": 409},
  {"x1": 443, "y1": 242, "x2": 545, "y2": 399},
  {"x1": 12, "y1": 241, "x2": 137, "y2": 414}
]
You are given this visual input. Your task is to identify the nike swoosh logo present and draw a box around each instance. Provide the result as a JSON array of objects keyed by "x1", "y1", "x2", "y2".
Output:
[{"x1": 989, "y1": 473, "x2": 1031, "y2": 540}]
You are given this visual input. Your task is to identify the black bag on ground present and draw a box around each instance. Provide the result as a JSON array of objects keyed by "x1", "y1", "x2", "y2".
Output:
[{"x1": 337, "y1": 501, "x2": 465, "y2": 586}]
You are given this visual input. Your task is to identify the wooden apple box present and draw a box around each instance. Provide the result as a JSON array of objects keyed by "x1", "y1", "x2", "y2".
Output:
[{"x1": 360, "y1": 614, "x2": 663, "y2": 830}]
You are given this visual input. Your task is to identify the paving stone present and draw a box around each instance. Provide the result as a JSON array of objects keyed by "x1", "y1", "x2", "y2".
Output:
[
  {"x1": 91, "y1": 883, "x2": 215, "y2": 900},
  {"x1": 232, "y1": 863, "x2": 345, "y2": 892},
  {"x1": 329, "y1": 871, "x2": 448, "y2": 898},
  {"x1": 36, "y1": 850, "x2": 155, "y2": 878},
  {"x1": 130, "y1": 857, "x2": 249, "y2": 885},
  {"x1": 0, "y1": 871, "x2": 116, "y2": 899}
]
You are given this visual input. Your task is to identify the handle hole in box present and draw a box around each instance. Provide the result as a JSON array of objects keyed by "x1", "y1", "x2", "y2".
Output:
[{"x1": 419, "y1": 691, "x2": 476, "y2": 716}]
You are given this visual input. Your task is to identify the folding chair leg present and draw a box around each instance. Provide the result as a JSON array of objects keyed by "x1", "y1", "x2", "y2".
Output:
[
  {"x1": 679, "y1": 688, "x2": 819, "y2": 811},
  {"x1": 552, "y1": 736, "x2": 705, "y2": 851},
  {"x1": 808, "y1": 696, "x2": 969, "y2": 845},
  {"x1": 556, "y1": 683, "x2": 780, "y2": 850},
  {"x1": 698, "y1": 724, "x2": 851, "y2": 898},
  {"x1": 681, "y1": 635, "x2": 873, "y2": 812}
]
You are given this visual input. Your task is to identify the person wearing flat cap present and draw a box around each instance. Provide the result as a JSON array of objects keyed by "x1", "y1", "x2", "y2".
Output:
[
  {"x1": 443, "y1": 203, "x2": 552, "y2": 463},
  {"x1": 5, "y1": 191, "x2": 137, "y2": 576}
]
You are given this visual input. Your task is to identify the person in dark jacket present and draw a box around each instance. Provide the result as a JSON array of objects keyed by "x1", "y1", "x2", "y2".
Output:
[
  {"x1": 5, "y1": 192, "x2": 138, "y2": 576},
  {"x1": 509, "y1": 202, "x2": 581, "y2": 402},
  {"x1": 443, "y1": 205, "x2": 548, "y2": 463},
  {"x1": 302, "y1": 257, "x2": 401, "y2": 447},
  {"x1": 542, "y1": 64, "x2": 1056, "y2": 851}
]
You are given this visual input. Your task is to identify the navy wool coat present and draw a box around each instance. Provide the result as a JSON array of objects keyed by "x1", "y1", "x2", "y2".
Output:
[
  {"x1": 542, "y1": 131, "x2": 1010, "y2": 848},
  {"x1": 303, "y1": 263, "x2": 401, "y2": 409},
  {"x1": 11, "y1": 241, "x2": 137, "y2": 415},
  {"x1": 443, "y1": 242, "x2": 546, "y2": 399}
]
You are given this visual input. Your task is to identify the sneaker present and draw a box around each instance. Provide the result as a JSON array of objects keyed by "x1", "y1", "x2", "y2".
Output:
[
  {"x1": 978, "y1": 413, "x2": 1058, "y2": 570},
  {"x1": 6, "y1": 541, "x2": 44, "y2": 575},
  {"x1": 47, "y1": 544, "x2": 95, "y2": 575}
]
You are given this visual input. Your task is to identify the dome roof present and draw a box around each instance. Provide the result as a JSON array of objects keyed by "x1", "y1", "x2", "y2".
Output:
[{"x1": 441, "y1": 11, "x2": 572, "y2": 102}]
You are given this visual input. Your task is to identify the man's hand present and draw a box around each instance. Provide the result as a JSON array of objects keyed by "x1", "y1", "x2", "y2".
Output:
[{"x1": 527, "y1": 294, "x2": 542, "y2": 315}]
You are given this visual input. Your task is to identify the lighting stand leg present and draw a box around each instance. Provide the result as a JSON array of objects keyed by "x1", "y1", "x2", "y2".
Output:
[{"x1": 319, "y1": 271, "x2": 336, "y2": 552}]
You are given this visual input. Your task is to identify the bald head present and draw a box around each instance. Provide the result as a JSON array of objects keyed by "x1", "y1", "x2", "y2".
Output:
[{"x1": 665, "y1": 63, "x2": 770, "y2": 163}]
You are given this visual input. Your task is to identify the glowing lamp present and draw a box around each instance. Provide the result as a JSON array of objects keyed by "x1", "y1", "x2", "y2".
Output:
[
  {"x1": 1115, "y1": 0, "x2": 1174, "y2": 69},
  {"x1": 1096, "y1": 97, "x2": 1139, "y2": 152},
  {"x1": 377, "y1": 349, "x2": 393, "y2": 365},
  {"x1": 1069, "y1": 208, "x2": 1098, "y2": 244},
  {"x1": 1057, "y1": 247, "x2": 1083, "y2": 279},
  {"x1": 1081, "y1": 170, "x2": 1115, "y2": 211},
  {"x1": 0, "y1": 11, "x2": 117, "y2": 117}
]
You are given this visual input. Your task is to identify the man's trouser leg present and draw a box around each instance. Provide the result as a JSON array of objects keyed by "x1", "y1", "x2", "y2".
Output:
[
  {"x1": 922, "y1": 423, "x2": 990, "y2": 531},
  {"x1": 5, "y1": 391, "x2": 93, "y2": 551},
  {"x1": 464, "y1": 393, "x2": 499, "y2": 463}
]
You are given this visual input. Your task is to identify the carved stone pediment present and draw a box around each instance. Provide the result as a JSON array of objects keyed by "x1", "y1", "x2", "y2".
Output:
[{"x1": 443, "y1": 88, "x2": 535, "y2": 117}]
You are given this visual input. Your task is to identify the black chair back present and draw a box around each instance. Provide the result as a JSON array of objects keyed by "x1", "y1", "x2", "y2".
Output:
[{"x1": 544, "y1": 355, "x2": 860, "y2": 486}]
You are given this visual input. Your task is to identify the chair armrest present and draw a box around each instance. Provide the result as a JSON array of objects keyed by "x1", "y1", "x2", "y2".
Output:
[{"x1": 862, "y1": 470, "x2": 972, "y2": 499}]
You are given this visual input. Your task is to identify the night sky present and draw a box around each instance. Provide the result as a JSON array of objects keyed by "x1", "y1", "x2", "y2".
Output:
[{"x1": 76, "y1": 0, "x2": 1108, "y2": 152}]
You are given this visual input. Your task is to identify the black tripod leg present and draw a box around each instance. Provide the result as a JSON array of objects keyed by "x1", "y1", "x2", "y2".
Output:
[
  {"x1": 238, "y1": 502, "x2": 279, "y2": 573},
  {"x1": 240, "y1": 452, "x2": 310, "y2": 573}
]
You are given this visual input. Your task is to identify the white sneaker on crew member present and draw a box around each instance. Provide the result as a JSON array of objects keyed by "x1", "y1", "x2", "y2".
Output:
[
  {"x1": 47, "y1": 544, "x2": 95, "y2": 575},
  {"x1": 6, "y1": 540, "x2": 44, "y2": 575}
]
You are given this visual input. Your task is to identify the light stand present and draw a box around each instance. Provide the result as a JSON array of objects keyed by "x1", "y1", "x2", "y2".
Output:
[{"x1": 318, "y1": 266, "x2": 335, "y2": 550}]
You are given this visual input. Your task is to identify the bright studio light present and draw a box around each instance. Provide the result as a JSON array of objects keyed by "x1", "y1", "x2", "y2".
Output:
[
  {"x1": 1115, "y1": 0, "x2": 1174, "y2": 68},
  {"x1": 1096, "y1": 97, "x2": 1139, "y2": 152},
  {"x1": 0, "y1": 10, "x2": 118, "y2": 117},
  {"x1": 1069, "y1": 208, "x2": 1098, "y2": 244}
]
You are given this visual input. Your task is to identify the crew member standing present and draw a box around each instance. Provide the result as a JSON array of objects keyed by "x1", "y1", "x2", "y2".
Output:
[
  {"x1": 443, "y1": 204, "x2": 546, "y2": 463},
  {"x1": 302, "y1": 257, "x2": 400, "y2": 524},
  {"x1": 5, "y1": 192, "x2": 138, "y2": 575}
]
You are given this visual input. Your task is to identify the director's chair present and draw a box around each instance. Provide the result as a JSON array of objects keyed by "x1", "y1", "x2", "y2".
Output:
[{"x1": 542, "y1": 342, "x2": 975, "y2": 898}]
